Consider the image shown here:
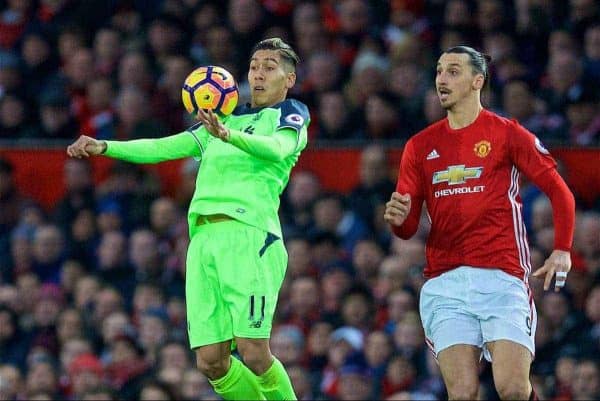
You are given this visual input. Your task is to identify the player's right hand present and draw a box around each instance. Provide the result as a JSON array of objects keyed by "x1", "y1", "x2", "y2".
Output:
[
  {"x1": 67, "y1": 135, "x2": 106, "y2": 158},
  {"x1": 384, "y1": 192, "x2": 411, "y2": 226}
]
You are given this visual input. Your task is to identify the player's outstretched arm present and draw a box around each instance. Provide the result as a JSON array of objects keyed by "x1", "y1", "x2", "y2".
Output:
[
  {"x1": 67, "y1": 135, "x2": 106, "y2": 158},
  {"x1": 67, "y1": 133, "x2": 201, "y2": 163}
]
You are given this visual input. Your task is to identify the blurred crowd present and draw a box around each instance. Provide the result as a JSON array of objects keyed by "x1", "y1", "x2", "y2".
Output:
[
  {"x1": 0, "y1": 0, "x2": 599, "y2": 145},
  {"x1": 1, "y1": 0, "x2": 600, "y2": 400}
]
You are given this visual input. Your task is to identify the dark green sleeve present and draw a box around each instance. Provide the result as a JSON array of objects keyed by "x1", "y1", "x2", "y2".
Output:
[{"x1": 104, "y1": 132, "x2": 202, "y2": 163}]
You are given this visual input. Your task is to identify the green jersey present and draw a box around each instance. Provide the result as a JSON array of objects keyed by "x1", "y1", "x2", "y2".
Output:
[{"x1": 104, "y1": 99, "x2": 310, "y2": 238}]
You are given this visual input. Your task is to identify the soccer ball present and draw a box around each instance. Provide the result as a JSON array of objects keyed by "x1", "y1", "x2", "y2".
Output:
[{"x1": 181, "y1": 66, "x2": 239, "y2": 116}]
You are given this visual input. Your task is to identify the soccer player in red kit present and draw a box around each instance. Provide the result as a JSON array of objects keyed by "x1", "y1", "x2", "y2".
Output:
[{"x1": 384, "y1": 46, "x2": 575, "y2": 401}]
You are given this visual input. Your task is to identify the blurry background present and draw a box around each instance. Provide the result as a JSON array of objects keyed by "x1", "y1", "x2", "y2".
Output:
[{"x1": 0, "y1": 0, "x2": 599, "y2": 400}]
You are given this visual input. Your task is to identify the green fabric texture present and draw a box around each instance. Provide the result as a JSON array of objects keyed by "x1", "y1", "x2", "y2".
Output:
[
  {"x1": 186, "y1": 103, "x2": 308, "y2": 238},
  {"x1": 257, "y1": 357, "x2": 297, "y2": 400},
  {"x1": 228, "y1": 128, "x2": 298, "y2": 162},
  {"x1": 103, "y1": 100, "x2": 310, "y2": 239},
  {"x1": 209, "y1": 356, "x2": 265, "y2": 400},
  {"x1": 104, "y1": 132, "x2": 202, "y2": 162}
]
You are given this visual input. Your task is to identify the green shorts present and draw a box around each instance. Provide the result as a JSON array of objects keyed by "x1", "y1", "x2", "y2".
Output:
[{"x1": 186, "y1": 218, "x2": 287, "y2": 349}]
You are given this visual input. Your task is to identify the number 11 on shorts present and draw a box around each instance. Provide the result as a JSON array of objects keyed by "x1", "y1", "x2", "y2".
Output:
[{"x1": 249, "y1": 295, "x2": 265, "y2": 328}]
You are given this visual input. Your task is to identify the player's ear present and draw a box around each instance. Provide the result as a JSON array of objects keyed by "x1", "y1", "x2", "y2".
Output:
[
  {"x1": 286, "y1": 71, "x2": 296, "y2": 89},
  {"x1": 472, "y1": 73, "x2": 484, "y2": 90}
]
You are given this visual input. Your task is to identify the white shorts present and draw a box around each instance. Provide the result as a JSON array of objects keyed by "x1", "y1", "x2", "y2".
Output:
[{"x1": 419, "y1": 266, "x2": 536, "y2": 362}]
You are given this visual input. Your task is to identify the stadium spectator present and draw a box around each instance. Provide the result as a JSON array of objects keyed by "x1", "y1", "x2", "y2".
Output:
[
  {"x1": 117, "y1": 51, "x2": 154, "y2": 95},
  {"x1": 81, "y1": 77, "x2": 116, "y2": 139},
  {"x1": 56, "y1": 307, "x2": 84, "y2": 348},
  {"x1": 347, "y1": 144, "x2": 396, "y2": 234},
  {"x1": 338, "y1": 355, "x2": 374, "y2": 400},
  {"x1": 270, "y1": 324, "x2": 306, "y2": 367},
  {"x1": 53, "y1": 158, "x2": 95, "y2": 235},
  {"x1": 351, "y1": 238, "x2": 385, "y2": 288},
  {"x1": 282, "y1": 276, "x2": 321, "y2": 335},
  {"x1": 314, "y1": 90, "x2": 359, "y2": 140},
  {"x1": 540, "y1": 51, "x2": 586, "y2": 114},
  {"x1": 0, "y1": 50, "x2": 22, "y2": 96},
  {"x1": 115, "y1": 85, "x2": 166, "y2": 140},
  {"x1": 92, "y1": 27, "x2": 122, "y2": 78},
  {"x1": 281, "y1": 169, "x2": 321, "y2": 233},
  {"x1": 180, "y1": 367, "x2": 216, "y2": 400},
  {"x1": 565, "y1": 86, "x2": 600, "y2": 145},
  {"x1": 68, "y1": 352, "x2": 105, "y2": 399},
  {"x1": 151, "y1": 55, "x2": 193, "y2": 133},
  {"x1": 28, "y1": 87, "x2": 79, "y2": 139},
  {"x1": 138, "y1": 379, "x2": 176, "y2": 401},
  {"x1": 0, "y1": 158, "x2": 31, "y2": 276},
  {"x1": 0, "y1": 93, "x2": 32, "y2": 139},
  {"x1": 0, "y1": 363, "x2": 24, "y2": 400},
  {"x1": 570, "y1": 358, "x2": 600, "y2": 400},
  {"x1": 312, "y1": 192, "x2": 370, "y2": 254},
  {"x1": 319, "y1": 261, "x2": 354, "y2": 326},
  {"x1": 0, "y1": 305, "x2": 29, "y2": 369},
  {"x1": 24, "y1": 358, "x2": 59, "y2": 399},
  {"x1": 502, "y1": 79, "x2": 566, "y2": 142}
]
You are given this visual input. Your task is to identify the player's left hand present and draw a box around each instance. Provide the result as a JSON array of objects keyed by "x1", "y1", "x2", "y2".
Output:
[
  {"x1": 532, "y1": 249, "x2": 571, "y2": 292},
  {"x1": 197, "y1": 108, "x2": 230, "y2": 142}
]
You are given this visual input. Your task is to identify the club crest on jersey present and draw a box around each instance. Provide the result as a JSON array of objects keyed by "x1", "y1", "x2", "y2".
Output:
[
  {"x1": 285, "y1": 113, "x2": 304, "y2": 125},
  {"x1": 535, "y1": 137, "x2": 550, "y2": 154},
  {"x1": 474, "y1": 140, "x2": 491, "y2": 158},
  {"x1": 433, "y1": 165, "x2": 483, "y2": 185}
]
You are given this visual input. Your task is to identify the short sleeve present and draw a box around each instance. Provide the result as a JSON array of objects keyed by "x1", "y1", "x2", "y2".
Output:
[
  {"x1": 508, "y1": 120, "x2": 557, "y2": 181},
  {"x1": 277, "y1": 99, "x2": 310, "y2": 132}
]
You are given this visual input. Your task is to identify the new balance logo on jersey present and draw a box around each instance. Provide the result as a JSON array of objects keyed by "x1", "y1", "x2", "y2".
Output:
[{"x1": 426, "y1": 149, "x2": 440, "y2": 160}]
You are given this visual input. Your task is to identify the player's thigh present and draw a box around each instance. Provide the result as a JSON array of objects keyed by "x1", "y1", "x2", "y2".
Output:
[
  {"x1": 487, "y1": 340, "x2": 532, "y2": 400},
  {"x1": 477, "y1": 270, "x2": 536, "y2": 361},
  {"x1": 219, "y1": 228, "x2": 287, "y2": 339},
  {"x1": 437, "y1": 344, "x2": 481, "y2": 400},
  {"x1": 186, "y1": 232, "x2": 233, "y2": 349},
  {"x1": 420, "y1": 271, "x2": 484, "y2": 355}
]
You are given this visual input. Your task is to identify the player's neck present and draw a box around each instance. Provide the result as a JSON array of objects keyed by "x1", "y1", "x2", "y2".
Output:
[
  {"x1": 447, "y1": 97, "x2": 483, "y2": 130},
  {"x1": 251, "y1": 94, "x2": 288, "y2": 108}
]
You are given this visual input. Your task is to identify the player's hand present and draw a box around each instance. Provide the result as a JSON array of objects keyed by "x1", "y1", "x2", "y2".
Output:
[
  {"x1": 384, "y1": 192, "x2": 411, "y2": 226},
  {"x1": 197, "y1": 109, "x2": 230, "y2": 142},
  {"x1": 532, "y1": 249, "x2": 571, "y2": 292},
  {"x1": 67, "y1": 135, "x2": 106, "y2": 158}
]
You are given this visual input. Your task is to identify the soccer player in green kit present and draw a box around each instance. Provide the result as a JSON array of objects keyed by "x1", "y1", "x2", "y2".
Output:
[{"x1": 67, "y1": 38, "x2": 308, "y2": 400}]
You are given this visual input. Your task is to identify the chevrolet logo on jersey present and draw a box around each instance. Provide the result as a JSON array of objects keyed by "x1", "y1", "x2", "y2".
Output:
[{"x1": 432, "y1": 165, "x2": 483, "y2": 185}]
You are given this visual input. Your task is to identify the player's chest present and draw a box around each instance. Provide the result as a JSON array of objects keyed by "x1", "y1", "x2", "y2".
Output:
[
  {"x1": 420, "y1": 134, "x2": 507, "y2": 189},
  {"x1": 227, "y1": 112, "x2": 277, "y2": 136}
]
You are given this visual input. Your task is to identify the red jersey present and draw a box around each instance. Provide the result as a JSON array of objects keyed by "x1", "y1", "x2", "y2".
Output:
[{"x1": 393, "y1": 109, "x2": 573, "y2": 281}]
